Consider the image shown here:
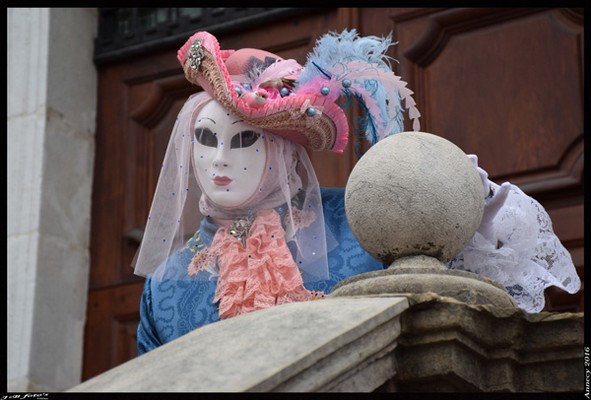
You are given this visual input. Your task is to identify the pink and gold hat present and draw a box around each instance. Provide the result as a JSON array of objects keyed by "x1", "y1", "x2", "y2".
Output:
[{"x1": 177, "y1": 30, "x2": 421, "y2": 153}]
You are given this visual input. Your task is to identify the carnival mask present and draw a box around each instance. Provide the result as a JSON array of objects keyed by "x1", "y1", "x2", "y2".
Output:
[{"x1": 192, "y1": 100, "x2": 267, "y2": 208}]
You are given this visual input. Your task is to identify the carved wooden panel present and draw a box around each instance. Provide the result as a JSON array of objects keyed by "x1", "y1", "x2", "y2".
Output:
[
  {"x1": 122, "y1": 75, "x2": 196, "y2": 284},
  {"x1": 82, "y1": 281, "x2": 144, "y2": 380},
  {"x1": 364, "y1": 8, "x2": 584, "y2": 198},
  {"x1": 89, "y1": 52, "x2": 190, "y2": 290}
]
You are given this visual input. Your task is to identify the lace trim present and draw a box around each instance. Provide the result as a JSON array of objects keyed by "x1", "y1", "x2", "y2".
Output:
[{"x1": 448, "y1": 183, "x2": 580, "y2": 313}]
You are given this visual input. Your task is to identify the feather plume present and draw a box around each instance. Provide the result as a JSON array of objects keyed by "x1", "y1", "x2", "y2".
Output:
[
  {"x1": 252, "y1": 59, "x2": 302, "y2": 89},
  {"x1": 296, "y1": 29, "x2": 420, "y2": 146}
]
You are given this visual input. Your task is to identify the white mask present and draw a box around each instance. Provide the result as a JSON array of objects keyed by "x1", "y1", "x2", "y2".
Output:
[{"x1": 192, "y1": 100, "x2": 267, "y2": 209}]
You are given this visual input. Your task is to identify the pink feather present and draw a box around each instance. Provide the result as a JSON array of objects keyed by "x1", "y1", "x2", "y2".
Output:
[{"x1": 252, "y1": 59, "x2": 302, "y2": 89}]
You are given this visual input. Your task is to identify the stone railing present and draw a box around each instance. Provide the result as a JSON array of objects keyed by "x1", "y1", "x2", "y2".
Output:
[
  {"x1": 69, "y1": 132, "x2": 584, "y2": 392},
  {"x1": 70, "y1": 296, "x2": 410, "y2": 392},
  {"x1": 69, "y1": 292, "x2": 582, "y2": 392}
]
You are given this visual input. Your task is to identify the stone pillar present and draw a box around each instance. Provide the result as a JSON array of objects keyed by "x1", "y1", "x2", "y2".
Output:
[
  {"x1": 7, "y1": 8, "x2": 97, "y2": 391},
  {"x1": 331, "y1": 131, "x2": 516, "y2": 310}
]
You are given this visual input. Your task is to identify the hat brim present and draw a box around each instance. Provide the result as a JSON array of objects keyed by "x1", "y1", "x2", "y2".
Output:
[{"x1": 178, "y1": 32, "x2": 348, "y2": 153}]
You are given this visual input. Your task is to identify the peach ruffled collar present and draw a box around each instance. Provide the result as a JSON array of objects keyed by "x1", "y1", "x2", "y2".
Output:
[{"x1": 188, "y1": 209, "x2": 323, "y2": 319}]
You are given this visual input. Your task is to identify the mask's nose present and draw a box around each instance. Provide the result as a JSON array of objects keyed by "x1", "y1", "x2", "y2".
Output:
[{"x1": 212, "y1": 143, "x2": 230, "y2": 168}]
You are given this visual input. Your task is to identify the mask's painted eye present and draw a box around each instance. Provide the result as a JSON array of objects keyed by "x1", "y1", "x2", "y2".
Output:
[
  {"x1": 195, "y1": 128, "x2": 217, "y2": 147},
  {"x1": 230, "y1": 130, "x2": 260, "y2": 149}
]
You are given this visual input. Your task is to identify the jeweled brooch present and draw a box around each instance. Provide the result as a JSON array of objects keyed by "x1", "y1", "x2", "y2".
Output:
[
  {"x1": 229, "y1": 215, "x2": 255, "y2": 245},
  {"x1": 188, "y1": 38, "x2": 204, "y2": 70}
]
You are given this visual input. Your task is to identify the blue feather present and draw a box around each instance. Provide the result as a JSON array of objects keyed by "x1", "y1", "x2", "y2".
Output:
[
  {"x1": 298, "y1": 29, "x2": 395, "y2": 85},
  {"x1": 296, "y1": 28, "x2": 420, "y2": 150}
]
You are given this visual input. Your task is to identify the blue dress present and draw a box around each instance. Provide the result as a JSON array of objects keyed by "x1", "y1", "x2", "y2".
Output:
[{"x1": 137, "y1": 187, "x2": 385, "y2": 355}]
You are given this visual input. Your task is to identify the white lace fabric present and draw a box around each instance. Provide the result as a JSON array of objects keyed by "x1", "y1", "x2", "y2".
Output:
[{"x1": 448, "y1": 182, "x2": 581, "y2": 313}]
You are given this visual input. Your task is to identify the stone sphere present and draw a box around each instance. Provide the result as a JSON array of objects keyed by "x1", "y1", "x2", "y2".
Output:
[{"x1": 345, "y1": 131, "x2": 484, "y2": 265}]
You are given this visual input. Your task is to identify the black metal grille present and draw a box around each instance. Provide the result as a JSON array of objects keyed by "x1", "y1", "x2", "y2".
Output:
[{"x1": 94, "y1": 8, "x2": 319, "y2": 65}]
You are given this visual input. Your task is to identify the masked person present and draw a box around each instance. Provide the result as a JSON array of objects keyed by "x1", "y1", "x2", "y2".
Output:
[{"x1": 134, "y1": 30, "x2": 580, "y2": 355}]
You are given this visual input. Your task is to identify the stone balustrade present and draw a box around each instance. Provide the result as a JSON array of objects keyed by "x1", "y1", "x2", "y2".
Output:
[
  {"x1": 69, "y1": 131, "x2": 584, "y2": 393},
  {"x1": 68, "y1": 291, "x2": 582, "y2": 392},
  {"x1": 69, "y1": 296, "x2": 410, "y2": 392}
]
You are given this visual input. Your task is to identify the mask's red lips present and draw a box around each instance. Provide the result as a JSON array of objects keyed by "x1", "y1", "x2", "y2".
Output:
[{"x1": 213, "y1": 176, "x2": 233, "y2": 186}]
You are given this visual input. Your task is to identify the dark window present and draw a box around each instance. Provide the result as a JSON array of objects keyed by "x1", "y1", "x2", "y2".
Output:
[{"x1": 95, "y1": 8, "x2": 319, "y2": 65}]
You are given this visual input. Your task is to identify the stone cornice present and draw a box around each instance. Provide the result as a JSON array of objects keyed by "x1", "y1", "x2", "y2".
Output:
[{"x1": 386, "y1": 292, "x2": 584, "y2": 392}]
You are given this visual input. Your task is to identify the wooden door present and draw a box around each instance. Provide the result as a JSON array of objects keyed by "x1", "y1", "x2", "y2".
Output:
[{"x1": 83, "y1": 7, "x2": 584, "y2": 381}]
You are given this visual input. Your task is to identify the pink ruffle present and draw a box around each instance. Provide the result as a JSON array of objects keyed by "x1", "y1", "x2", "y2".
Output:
[{"x1": 209, "y1": 209, "x2": 318, "y2": 319}]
